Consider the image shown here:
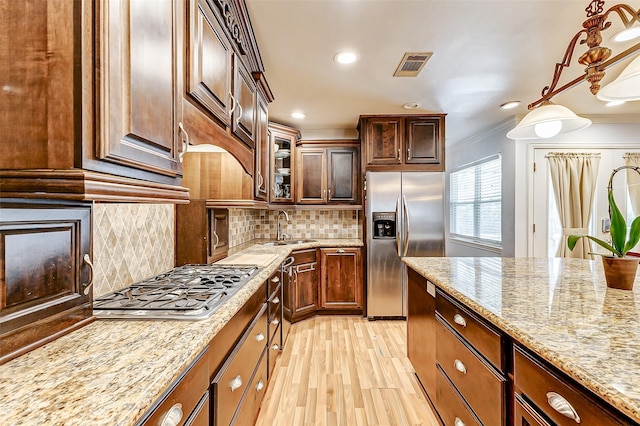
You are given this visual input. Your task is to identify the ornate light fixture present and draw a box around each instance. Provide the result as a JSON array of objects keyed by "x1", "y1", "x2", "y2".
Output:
[{"x1": 507, "y1": 0, "x2": 640, "y2": 140}]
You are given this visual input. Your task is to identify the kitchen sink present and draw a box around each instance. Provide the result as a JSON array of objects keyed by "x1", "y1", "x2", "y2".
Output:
[{"x1": 261, "y1": 239, "x2": 316, "y2": 246}]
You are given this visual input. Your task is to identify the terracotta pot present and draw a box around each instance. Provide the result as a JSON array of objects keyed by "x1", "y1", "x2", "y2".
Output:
[{"x1": 601, "y1": 256, "x2": 639, "y2": 290}]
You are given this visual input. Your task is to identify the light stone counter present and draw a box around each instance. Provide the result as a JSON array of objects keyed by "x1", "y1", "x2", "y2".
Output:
[
  {"x1": 0, "y1": 238, "x2": 362, "y2": 426},
  {"x1": 403, "y1": 256, "x2": 640, "y2": 423}
]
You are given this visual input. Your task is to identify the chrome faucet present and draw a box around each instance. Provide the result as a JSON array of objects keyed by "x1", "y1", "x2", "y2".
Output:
[{"x1": 276, "y1": 210, "x2": 290, "y2": 241}]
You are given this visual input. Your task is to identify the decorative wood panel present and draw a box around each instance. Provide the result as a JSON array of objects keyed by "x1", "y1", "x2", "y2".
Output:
[
  {"x1": 232, "y1": 55, "x2": 257, "y2": 148},
  {"x1": 327, "y1": 148, "x2": 359, "y2": 204},
  {"x1": 364, "y1": 118, "x2": 402, "y2": 165},
  {"x1": 296, "y1": 148, "x2": 326, "y2": 204},
  {"x1": 319, "y1": 248, "x2": 362, "y2": 311}
]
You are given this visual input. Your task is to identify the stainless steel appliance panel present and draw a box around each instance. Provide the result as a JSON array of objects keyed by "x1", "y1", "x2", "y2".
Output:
[
  {"x1": 367, "y1": 172, "x2": 404, "y2": 318},
  {"x1": 402, "y1": 173, "x2": 445, "y2": 257}
]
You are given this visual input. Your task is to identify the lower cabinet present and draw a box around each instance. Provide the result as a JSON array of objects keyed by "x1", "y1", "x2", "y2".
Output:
[
  {"x1": 318, "y1": 248, "x2": 362, "y2": 311},
  {"x1": 284, "y1": 249, "x2": 319, "y2": 322}
]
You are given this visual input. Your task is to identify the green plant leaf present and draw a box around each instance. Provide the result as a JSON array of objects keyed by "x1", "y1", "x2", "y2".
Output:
[
  {"x1": 608, "y1": 190, "x2": 627, "y2": 255},
  {"x1": 567, "y1": 234, "x2": 620, "y2": 256},
  {"x1": 623, "y1": 216, "x2": 640, "y2": 255}
]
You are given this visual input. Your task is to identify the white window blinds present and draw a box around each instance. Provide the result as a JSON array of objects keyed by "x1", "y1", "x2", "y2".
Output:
[{"x1": 450, "y1": 155, "x2": 502, "y2": 247}]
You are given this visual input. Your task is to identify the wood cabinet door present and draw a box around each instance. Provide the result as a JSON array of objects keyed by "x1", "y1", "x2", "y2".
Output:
[
  {"x1": 98, "y1": 0, "x2": 183, "y2": 177},
  {"x1": 292, "y1": 262, "x2": 318, "y2": 319},
  {"x1": 296, "y1": 148, "x2": 327, "y2": 204},
  {"x1": 405, "y1": 117, "x2": 444, "y2": 169},
  {"x1": 187, "y1": 0, "x2": 233, "y2": 126},
  {"x1": 319, "y1": 248, "x2": 362, "y2": 310},
  {"x1": 364, "y1": 118, "x2": 402, "y2": 165},
  {"x1": 232, "y1": 55, "x2": 257, "y2": 148},
  {"x1": 327, "y1": 147, "x2": 359, "y2": 204},
  {"x1": 254, "y1": 92, "x2": 270, "y2": 200},
  {"x1": 407, "y1": 268, "x2": 437, "y2": 400}
]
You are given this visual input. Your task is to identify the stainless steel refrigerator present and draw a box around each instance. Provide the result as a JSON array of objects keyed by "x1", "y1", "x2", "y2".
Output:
[{"x1": 366, "y1": 172, "x2": 444, "y2": 318}]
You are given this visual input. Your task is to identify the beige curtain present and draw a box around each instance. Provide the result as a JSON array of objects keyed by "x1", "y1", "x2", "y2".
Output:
[
  {"x1": 624, "y1": 153, "x2": 640, "y2": 217},
  {"x1": 546, "y1": 153, "x2": 601, "y2": 259}
]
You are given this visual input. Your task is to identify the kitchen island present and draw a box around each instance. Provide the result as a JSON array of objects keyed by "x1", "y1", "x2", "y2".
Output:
[
  {"x1": 404, "y1": 256, "x2": 640, "y2": 425},
  {"x1": 0, "y1": 239, "x2": 362, "y2": 426}
]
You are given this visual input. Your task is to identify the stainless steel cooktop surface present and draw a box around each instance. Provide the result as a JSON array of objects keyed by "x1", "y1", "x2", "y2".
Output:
[{"x1": 93, "y1": 264, "x2": 259, "y2": 320}]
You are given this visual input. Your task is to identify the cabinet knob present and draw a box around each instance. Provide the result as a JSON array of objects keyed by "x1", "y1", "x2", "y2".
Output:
[
  {"x1": 454, "y1": 359, "x2": 467, "y2": 374},
  {"x1": 229, "y1": 375, "x2": 243, "y2": 392},
  {"x1": 271, "y1": 319, "x2": 280, "y2": 326},
  {"x1": 272, "y1": 344, "x2": 280, "y2": 351},
  {"x1": 453, "y1": 314, "x2": 467, "y2": 328},
  {"x1": 256, "y1": 380, "x2": 265, "y2": 392},
  {"x1": 160, "y1": 403, "x2": 183, "y2": 426},
  {"x1": 454, "y1": 417, "x2": 465, "y2": 426},
  {"x1": 546, "y1": 392, "x2": 581, "y2": 423},
  {"x1": 255, "y1": 332, "x2": 265, "y2": 342},
  {"x1": 271, "y1": 276, "x2": 280, "y2": 283},
  {"x1": 271, "y1": 297, "x2": 280, "y2": 304},
  {"x1": 336, "y1": 249, "x2": 345, "y2": 253},
  {"x1": 82, "y1": 254, "x2": 94, "y2": 296}
]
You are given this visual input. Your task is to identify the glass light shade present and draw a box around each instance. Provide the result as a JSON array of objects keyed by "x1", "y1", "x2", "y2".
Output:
[
  {"x1": 611, "y1": 25, "x2": 640, "y2": 42},
  {"x1": 506, "y1": 103, "x2": 592, "y2": 140},
  {"x1": 597, "y1": 55, "x2": 640, "y2": 102}
]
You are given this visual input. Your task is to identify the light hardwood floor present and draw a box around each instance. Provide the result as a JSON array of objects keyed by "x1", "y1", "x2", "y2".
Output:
[{"x1": 255, "y1": 316, "x2": 440, "y2": 426}]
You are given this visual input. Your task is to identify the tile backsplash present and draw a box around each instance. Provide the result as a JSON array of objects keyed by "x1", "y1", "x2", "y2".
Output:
[
  {"x1": 93, "y1": 203, "x2": 174, "y2": 297},
  {"x1": 252, "y1": 209, "x2": 361, "y2": 242}
]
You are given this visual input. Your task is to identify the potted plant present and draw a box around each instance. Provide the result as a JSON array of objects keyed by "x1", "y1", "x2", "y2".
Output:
[{"x1": 568, "y1": 165, "x2": 640, "y2": 290}]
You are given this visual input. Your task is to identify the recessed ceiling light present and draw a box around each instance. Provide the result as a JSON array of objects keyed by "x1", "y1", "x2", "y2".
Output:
[
  {"x1": 605, "y1": 100, "x2": 626, "y2": 107},
  {"x1": 334, "y1": 52, "x2": 358, "y2": 64},
  {"x1": 291, "y1": 112, "x2": 305, "y2": 119},
  {"x1": 402, "y1": 102, "x2": 420, "y2": 109},
  {"x1": 500, "y1": 101, "x2": 521, "y2": 110}
]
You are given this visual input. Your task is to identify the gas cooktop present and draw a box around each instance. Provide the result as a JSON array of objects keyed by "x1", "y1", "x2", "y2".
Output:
[{"x1": 93, "y1": 264, "x2": 260, "y2": 320}]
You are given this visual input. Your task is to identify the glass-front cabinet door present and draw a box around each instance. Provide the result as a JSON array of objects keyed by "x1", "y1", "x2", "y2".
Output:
[{"x1": 269, "y1": 123, "x2": 300, "y2": 203}]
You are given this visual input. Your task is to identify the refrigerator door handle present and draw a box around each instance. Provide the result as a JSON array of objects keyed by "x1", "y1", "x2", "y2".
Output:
[
  {"x1": 403, "y1": 195, "x2": 410, "y2": 256},
  {"x1": 396, "y1": 196, "x2": 401, "y2": 256}
]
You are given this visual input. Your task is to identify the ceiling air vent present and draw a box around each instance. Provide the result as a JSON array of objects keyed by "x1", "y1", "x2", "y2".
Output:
[{"x1": 393, "y1": 52, "x2": 433, "y2": 77}]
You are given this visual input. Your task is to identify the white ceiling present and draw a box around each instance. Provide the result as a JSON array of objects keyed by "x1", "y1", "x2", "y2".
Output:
[{"x1": 245, "y1": 0, "x2": 640, "y2": 145}]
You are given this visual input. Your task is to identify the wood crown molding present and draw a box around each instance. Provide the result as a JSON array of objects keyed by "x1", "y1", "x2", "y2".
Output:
[{"x1": 0, "y1": 169, "x2": 190, "y2": 203}]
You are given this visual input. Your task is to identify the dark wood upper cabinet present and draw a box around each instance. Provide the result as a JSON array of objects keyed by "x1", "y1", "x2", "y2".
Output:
[
  {"x1": 269, "y1": 123, "x2": 299, "y2": 204},
  {"x1": 254, "y1": 91, "x2": 270, "y2": 200},
  {"x1": 187, "y1": 0, "x2": 233, "y2": 126},
  {"x1": 97, "y1": 0, "x2": 183, "y2": 177},
  {"x1": 295, "y1": 141, "x2": 360, "y2": 205},
  {"x1": 360, "y1": 115, "x2": 446, "y2": 172},
  {"x1": 232, "y1": 55, "x2": 257, "y2": 148}
]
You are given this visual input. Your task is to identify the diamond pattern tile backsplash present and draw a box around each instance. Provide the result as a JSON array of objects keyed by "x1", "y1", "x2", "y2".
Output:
[{"x1": 93, "y1": 203, "x2": 174, "y2": 297}]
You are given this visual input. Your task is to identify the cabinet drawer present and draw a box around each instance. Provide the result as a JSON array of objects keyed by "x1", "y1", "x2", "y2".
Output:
[
  {"x1": 436, "y1": 289, "x2": 504, "y2": 371},
  {"x1": 292, "y1": 249, "x2": 317, "y2": 265},
  {"x1": 184, "y1": 393, "x2": 210, "y2": 426},
  {"x1": 436, "y1": 317, "x2": 506, "y2": 426},
  {"x1": 231, "y1": 348, "x2": 268, "y2": 425},
  {"x1": 141, "y1": 348, "x2": 210, "y2": 426},
  {"x1": 513, "y1": 345, "x2": 625, "y2": 426},
  {"x1": 268, "y1": 272, "x2": 281, "y2": 300},
  {"x1": 513, "y1": 393, "x2": 552, "y2": 426},
  {"x1": 435, "y1": 366, "x2": 481, "y2": 426},
  {"x1": 213, "y1": 305, "x2": 267, "y2": 426}
]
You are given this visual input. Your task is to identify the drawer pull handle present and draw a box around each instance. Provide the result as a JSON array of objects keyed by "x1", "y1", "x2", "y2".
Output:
[
  {"x1": 454, "y1": 359, "x2": 467, "y2": 374},
  {"x1": 546, "y1": 392, "x2": 581, "y2": 423},
  {"x1": 454, "y1": 418, "x2": 465, "y2": 426},
  {"x1": 160, "y1": 403, "x2": 183, "y2": 426},
  {"x1": 256, "y1": 380, "x2": 265, "y2": 392},
  {"x1": 272, "y1": 344, "x2": 280, "y2": 351},
  {"x1": 453, "y1": 314, "x2": 467, "y2": 328},
  {"x1": 255, "y1": 333, "x2": 265, "y2": 342},
  {"x1": 229, "y1": 375, "x2": 243, "y2": 392},
  {"x1": 336, "y1": 249, "x2": 345, "y2": 253},
  {"x1": 271, "y1": 297, "x2": 280, "y2": 304},
  {"x1": 271, "y1": 276, "x2": 280, "y2": 283},
  {"x1": 271, "y1": 319, "x2": 280, "y2": 326}
]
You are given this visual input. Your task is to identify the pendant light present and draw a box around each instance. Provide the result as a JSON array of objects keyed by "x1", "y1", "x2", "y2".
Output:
[
  {"x1": 597, "y1": 54, "x2": 640, "y2": 101},
  {"x1": 506, "y1": 101, "x2": 592, "y2": 140}
]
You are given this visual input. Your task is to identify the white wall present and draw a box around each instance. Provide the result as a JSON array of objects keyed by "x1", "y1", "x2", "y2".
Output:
[
  {"x1": 447, "y1": 116, "x2": 640, "y2": 258},
  {"x1": 446, "y1": 119, "x2": 517, "y2": 257}
]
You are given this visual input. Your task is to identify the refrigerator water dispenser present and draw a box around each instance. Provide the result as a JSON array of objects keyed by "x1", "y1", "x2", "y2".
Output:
[{"x1": 372, "y1": 212, "x2": 396, "y2": 238}]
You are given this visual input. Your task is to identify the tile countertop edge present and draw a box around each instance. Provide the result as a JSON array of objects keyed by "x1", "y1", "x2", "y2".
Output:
[
  {"x1": 402, "y1": 256, "x2": 640, "y2": 424},
  {"x1": 0, "y1": 238, "x2": 363, "y2": 426}
]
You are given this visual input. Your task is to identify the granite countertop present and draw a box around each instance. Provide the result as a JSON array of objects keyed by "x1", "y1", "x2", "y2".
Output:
[
  {"x1": 0, "y1": 238, "x2": 362, "y2": 426},
  {"x1": 403, "y1": 256, "x2": 640, "y2": 423}
]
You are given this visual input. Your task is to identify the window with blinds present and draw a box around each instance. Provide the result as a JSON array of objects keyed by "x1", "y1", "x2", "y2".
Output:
[{"x1": 450, "y1": 154, "x2": 502, "y2": 247}]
